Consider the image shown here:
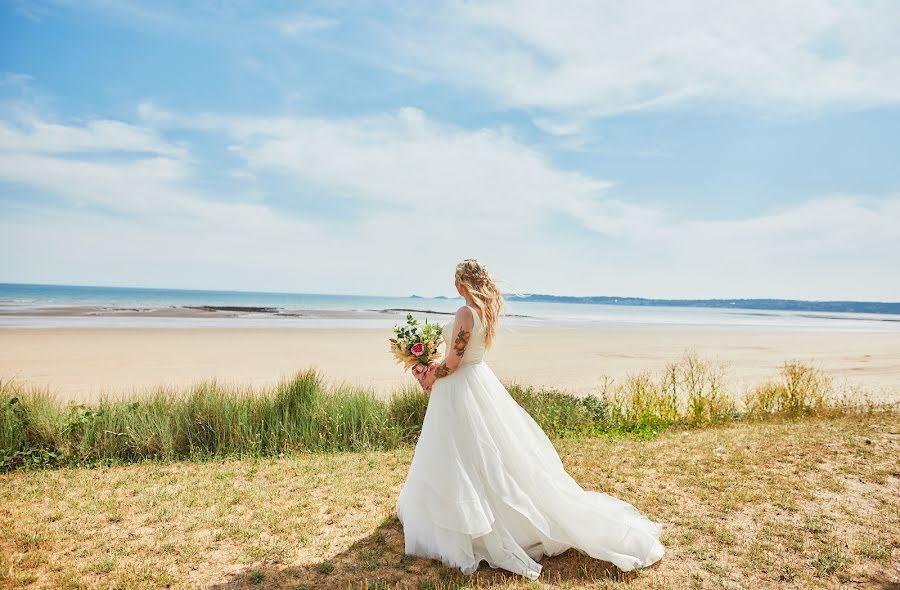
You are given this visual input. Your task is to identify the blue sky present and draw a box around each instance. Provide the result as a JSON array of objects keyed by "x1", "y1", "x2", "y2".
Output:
[{"x1": 1, "y1": 1, "x2": 899, "y2": 299}]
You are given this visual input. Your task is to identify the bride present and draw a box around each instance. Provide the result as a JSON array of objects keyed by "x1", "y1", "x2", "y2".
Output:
[{"x1": 396, "y1": 258, "x2": 665, "y2": 580}]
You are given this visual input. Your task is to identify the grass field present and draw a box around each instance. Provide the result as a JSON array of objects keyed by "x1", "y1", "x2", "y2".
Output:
[{"x1": 1, "y1": 413, "x2": 897, "y2": 589}]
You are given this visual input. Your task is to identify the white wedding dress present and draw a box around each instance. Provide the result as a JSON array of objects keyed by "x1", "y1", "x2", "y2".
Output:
[{"x1": 396, "y1": 305, "x2": 665, "y2": 580}]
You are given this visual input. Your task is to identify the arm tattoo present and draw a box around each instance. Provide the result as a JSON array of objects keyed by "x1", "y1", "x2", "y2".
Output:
[
  {"x1": 435, "y1": 328, "x2": 470, "y2": 378},
  {"x1": 452, "y1": 328, "x2": 470, "y2": 357}
]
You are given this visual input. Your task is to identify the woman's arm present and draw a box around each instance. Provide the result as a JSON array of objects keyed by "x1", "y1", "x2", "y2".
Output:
[{"x1": 422, "y1": 306, "x2": 474, "y2": 387}]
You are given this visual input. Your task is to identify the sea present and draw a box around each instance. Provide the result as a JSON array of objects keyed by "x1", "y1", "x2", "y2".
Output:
[{"x1": 1, "y1": 282, "x2": 898, "y2": 331}]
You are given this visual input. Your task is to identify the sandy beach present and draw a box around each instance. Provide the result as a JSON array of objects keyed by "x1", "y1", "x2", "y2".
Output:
[{"x1": 2, "y1": 324, "x2": 898, "y2": 403}]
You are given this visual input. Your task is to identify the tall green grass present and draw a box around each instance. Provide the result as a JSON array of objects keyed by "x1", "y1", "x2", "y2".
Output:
[
  {"x1": 0, "y1": 370, "x2": 430, "y2": 471},
  {"x1": 1, "y1": 354, "x2": 892, "y2": 471}
]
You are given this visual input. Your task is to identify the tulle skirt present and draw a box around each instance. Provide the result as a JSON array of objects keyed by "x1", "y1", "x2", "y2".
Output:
[{"x1": 396, "y1": 361, "x2": 665, "y2": 580}]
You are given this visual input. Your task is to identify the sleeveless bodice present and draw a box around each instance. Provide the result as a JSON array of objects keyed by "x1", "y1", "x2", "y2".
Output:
[{"x1": 442, "y1": 304, "x2": 485, "y2": 366}]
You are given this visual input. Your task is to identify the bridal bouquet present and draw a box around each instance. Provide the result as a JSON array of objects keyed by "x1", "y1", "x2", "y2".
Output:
[{"x1": 389, "y1": 313, "x2": 443, "y2": 370}]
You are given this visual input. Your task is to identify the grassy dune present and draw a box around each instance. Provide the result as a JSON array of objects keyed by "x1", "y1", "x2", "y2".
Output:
[
  {"x1": 1, "y1": 414, "x2": 897, "y2": 589},
  {"x1": 0, "y1": 354, "x2": 897, "y2": 588},
  {"x1": 1, "y1": 352, "x2": 890, "y2": 472}
]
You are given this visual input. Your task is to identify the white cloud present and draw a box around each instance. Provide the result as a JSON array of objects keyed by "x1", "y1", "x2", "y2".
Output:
[
  {"x1": 278, "y1": 13, "x2": 337, "y2": 36},
  {"x1": 390, "y1": 0, "x2": 900, "y2": 119},
  {"x1": 0, "y1": 114, "x2": 186, "y2": 157},
  {"x1": 2, "y1": 107, "x2": 898, "y2": 299},
  {"x1": 645, "y1": 194, "x2": 900, "y2": 299},
  {"x1": 139, "y1": 103, "x2": 653, "y2": 237},
  {"x1": 0, "y1": 110, "x2": 314, "y2": 235},
  {"x1": 532, "y1": 116, "x2": 585, "y2": 137}
]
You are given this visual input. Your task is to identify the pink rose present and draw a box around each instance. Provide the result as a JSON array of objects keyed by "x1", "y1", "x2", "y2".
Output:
[{"x1": 410, "y1": 342, "x2": 425, "y2": 356}]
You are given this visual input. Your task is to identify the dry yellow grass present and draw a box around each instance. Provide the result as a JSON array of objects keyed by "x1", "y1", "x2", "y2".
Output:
[{"x1": 1, "y1": 414, "x2": 897, "y2": 589}]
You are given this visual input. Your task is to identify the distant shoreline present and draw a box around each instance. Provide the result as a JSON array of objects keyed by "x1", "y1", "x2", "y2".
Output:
[
  {"x1": 2, "y1": 304, "x2": 899, "y2": 326},
  {"x1": 505, "y1": 294, "x2": 900, "y2": 315},
  {"x1": 2, "y1": 282, "x2": 899, "y2": 316}
]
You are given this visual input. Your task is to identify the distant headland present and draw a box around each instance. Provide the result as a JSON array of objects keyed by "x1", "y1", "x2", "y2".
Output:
[{"x1": 501, "y1": 294, "x2": 900, "y2": 315}]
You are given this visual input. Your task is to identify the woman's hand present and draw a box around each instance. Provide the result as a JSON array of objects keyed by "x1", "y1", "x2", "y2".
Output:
[
  {"x1": 411, "y1": 363, "x2": 428, "y2": 380},
  {"x1": 412, "y1": 363, "x2": 433, "y2": 393},
  {"x1": 420, "y1": 363, "x2": 438, "y2": 391}
]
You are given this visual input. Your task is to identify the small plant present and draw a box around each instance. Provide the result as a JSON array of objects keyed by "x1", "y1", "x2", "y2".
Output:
[
  {"x1": 611, "y1": 371, "x2": 672, "y2": 432},
  {"x1": 92, "y1": 557, "x2": 116, "y2": 575},
  {"x1": 856, "y1": 540, "x2": 890, "y2": 561},
  {"x1": 318, "y1": 561, "x2": 334, "y2": 574},
  {"x1": 814, "y1": 541, "x2": 849, "y2": 577},
  {"x1": 803, "y1": 514, "x2": 830, "y2": 535},
  {"x1": 744, "y1": 360, "x2": 833, "y2": 417},
  {"x1": 660, "y1": 351, "x2": 736, "y2": 426},
  {"x1": 776, "y1": 563, "x2": 797, "y2": 582}
]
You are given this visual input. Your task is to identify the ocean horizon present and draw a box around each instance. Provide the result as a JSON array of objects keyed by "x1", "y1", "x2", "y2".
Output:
[{"x1": 1, "y1": 282, "x2": 898, "y2": 331}]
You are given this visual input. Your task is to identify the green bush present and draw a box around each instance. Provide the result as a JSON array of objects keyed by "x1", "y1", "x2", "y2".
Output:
[{"x1": 744, "y1": 360, "x2": 834, "y2": 417}]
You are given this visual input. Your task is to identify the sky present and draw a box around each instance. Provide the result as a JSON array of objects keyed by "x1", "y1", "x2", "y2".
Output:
[{"x1": 1, "y1": 0, "x2": 899, "y2": 300}]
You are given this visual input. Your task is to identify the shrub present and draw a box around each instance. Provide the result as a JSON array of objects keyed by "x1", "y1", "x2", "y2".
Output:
[
  {"x1": 660, "y1": 351, "x2": 737, "y2": 426},
  {"x1": 744, "y1": 360, "x2": 834, "y2": 418}
]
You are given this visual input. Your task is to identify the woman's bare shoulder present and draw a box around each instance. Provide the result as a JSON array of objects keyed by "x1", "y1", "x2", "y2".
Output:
[{"x1": 454, "y1": 305, "x2": 475, "y2": 325}]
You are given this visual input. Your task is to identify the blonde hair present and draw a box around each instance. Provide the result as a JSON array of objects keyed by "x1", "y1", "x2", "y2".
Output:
[{"x1": 455, "y1": 258, "x2": 504, "y2": 349}]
